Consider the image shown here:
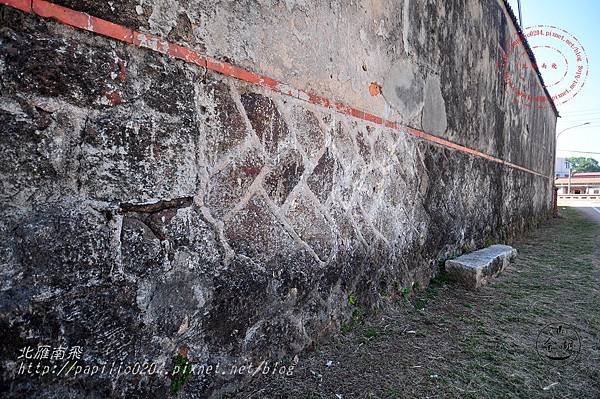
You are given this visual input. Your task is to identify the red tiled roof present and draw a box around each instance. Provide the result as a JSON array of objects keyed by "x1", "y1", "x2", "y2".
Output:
[{"x1": 555, "y1": 176, "x2": 600, "y2": 184}]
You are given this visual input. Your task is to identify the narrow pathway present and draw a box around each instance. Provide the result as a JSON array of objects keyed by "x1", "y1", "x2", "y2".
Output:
[{"x1": 575, "y1": 206, "x2": 600, "y2": 225}]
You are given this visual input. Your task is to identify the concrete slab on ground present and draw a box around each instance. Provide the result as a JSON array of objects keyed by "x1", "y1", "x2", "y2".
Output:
[{"x1": 445, "y1": 244, "x2": 517, "y2": 289}]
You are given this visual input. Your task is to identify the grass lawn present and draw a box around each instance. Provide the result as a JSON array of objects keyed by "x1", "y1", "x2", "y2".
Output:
[{"x1": 233, "y1": 208, "x2": 600, "y2": 398}]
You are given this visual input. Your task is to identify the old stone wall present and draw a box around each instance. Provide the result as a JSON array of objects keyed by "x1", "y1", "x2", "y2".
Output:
[{"x1": 1, "y1": 0, "x2": 556, "y2": 397}]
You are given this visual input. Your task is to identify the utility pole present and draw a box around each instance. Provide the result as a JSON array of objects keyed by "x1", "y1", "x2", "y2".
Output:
[{"x1": 556, "y1": 122, "x2": 591, "y2": 138}]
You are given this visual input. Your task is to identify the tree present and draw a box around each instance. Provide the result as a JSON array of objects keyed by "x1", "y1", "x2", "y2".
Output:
[{"x1": 567, "y1": 157, "x2": 600, "y2": 173}]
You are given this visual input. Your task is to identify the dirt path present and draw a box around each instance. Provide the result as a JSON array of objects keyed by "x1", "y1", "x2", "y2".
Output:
[
  {"x1": 575, "y1": 207, "x2": 600, "y2": 225},
  {"x1": 231, "y1": 208, "x2": 600, "y2": 398}
]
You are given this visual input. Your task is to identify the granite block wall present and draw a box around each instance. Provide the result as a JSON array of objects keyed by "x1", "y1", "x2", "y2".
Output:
[{"x1": 0, "y1": 0, "x2": 556, "y2": 397}]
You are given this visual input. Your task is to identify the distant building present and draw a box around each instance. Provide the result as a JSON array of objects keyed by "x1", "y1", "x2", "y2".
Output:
[
  {"x1": 555, "y1": 172, "x2": 600, "y2": 195},
  {"x1": 554, "y1": 157, "x2": 571, "y2": 177}
]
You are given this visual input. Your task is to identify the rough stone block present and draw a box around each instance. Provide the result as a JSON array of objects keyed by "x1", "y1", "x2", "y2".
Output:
[
  {"x1": 0, "y1": 14, "x2": 128, "y2": 108},
  {"x1": 224, "y1": 194, "x2": 298, "y2": 268},
  {"x1": 263, "y1": 150, "x2": 305, "y2": 206},
  {"x1": 240, "y1": 92, "x2": 289, "y2": 155},
  {"x1": 284, "y1": 192, "x2": 334, "y2": 261},
  {"x1": 307, "y1": 148, "x2": 335, "y2": 203},
  {"x1": 206, "y1": 149, "x2": 264, "y2": 219},
  {"x1": 78, "y1": 105, "x2": 198, "y2": 201},
  {"x1": 445, "y1": 244, "x2": 517, "y2": 289},
  {"x1": 49, "y1": 0, "x2": 148, "y2": 32},
  {"x1": 203, "y1": 80, "x2": 248, "y2": 161},
  {"x1": 290, "y1": 107, "x2": 324, "y2": 159}
]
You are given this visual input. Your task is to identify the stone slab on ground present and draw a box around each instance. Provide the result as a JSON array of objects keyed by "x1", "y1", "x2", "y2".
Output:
[{"x1": 445, "y1": 244, "x2": 517, "y2": 289}]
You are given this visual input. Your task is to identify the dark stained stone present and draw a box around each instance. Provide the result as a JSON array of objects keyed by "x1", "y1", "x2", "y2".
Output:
[
  {"x1": 203, "y1": 256, "x2": 270, "y2": 352},
  {"x1": 223, "y1": 195, "x2": 322, "y2": 315},
  {"x1": 240, "y1": 92, "x2": 289, "y2": 155},
  {"x1": 224, "y1": 195, "x2": 300, "y2": 269},
  {"x1": 356, "y1": 128, "x2": 372, "y2": 162},
  {"x1": 152, "y1": 207, "x2": 220, "y2": 256},
  {"x1": 139, "y1": 52, "x2": 196, "y2": 118},
  {"x1": 307, "y1": 148, "x2": 336, "y2": 203},
  {"x1": 138, "y1": 270, "x2": 206, "y2": 336},
  {"x1": 121, "y1": 216, "x2": 163, "y2": 278},
  {"x1": 263, "y1": 150, "x2": 305, "y2": 206},
  {"x1": 56, "y1": 280, "x2": 145, "y2": 360},
  {"x1": 49, "y1": 0, "x2": 149, "y2": 31},
  {"x1": 0, "y1": 14, "x2": 128, "y2": 108},
  {"x1": 120, "y1": 202, "x2": 222, "y2": 277},
  {"x1": 204, "y1": 81, "x2": 248, "y2": 160},
  {"x1": 0, "y1": 99, "x2": 67, "y2": 198},
  {"x1": 14, "y1": 201, "x2": 117, "y2": 291}
]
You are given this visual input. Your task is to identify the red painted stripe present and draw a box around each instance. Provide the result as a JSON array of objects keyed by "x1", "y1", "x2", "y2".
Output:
[
  {"x1": 363, "y1": 112, "x2": 383, "y2": 125},
  {"x1": 0, "y1": 0, "x2": 31, "y2": 12},
  {"x1": 90, "y1": 15, "x2": 133, "y2": 43},
  {"x1": 383, "y1": 120, "x2": 399, "y2": 129},
  {"x1": 132, "y1": 32, "x2": 170, "y2": 54},
  {"x1": 0, "y1": 0, "x2": 551, "y2": 180},
  {"x1": 206, "y1": 57, "x2": 276, "y2": 87},
  {"x1": 307, "y1": 93, "x2": 332, "y2": 109},
  {"x1": 167, "y1": 43, "x2": 207, "y2": 67},
  {"x1": 32, "y1": 0, "x2": 89, "y2": 30}
]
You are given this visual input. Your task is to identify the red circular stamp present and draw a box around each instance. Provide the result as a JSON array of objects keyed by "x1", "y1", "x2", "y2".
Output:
[{"x1": 500, "y1": 25, "x2": 590, "y2": 108}]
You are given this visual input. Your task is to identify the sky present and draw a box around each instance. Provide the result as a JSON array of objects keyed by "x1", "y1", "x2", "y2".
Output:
[{"x1": 507, "y1": 0, "x2": 600, "y2": 163}]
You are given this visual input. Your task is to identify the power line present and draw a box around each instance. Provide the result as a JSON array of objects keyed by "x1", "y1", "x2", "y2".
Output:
[
  {"x1": 559, "y1": 108, "x2": 600, "y2": 113},
  {"x1": 565, "y1": 108, "x2": 600, "y2": 114},
  {"x1": 557, "y1": 149, "x2": 600, "y2": 155},
  {"x1": 560, "y1": 116, "x2": 600, "y2": 120},
  {"x1": 561, "y1": 111, "x2": 600, "y2": 116},
  {"x1": 556, "y1": 122, "x2": 600, "y2": 127},
  {"x1": 561, "y1": 114, "x2": 600, "y2": 119}
]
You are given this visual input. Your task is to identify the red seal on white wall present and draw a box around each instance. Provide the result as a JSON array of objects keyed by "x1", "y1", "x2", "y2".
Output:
[{"x1": 500, "y1": 25, "x2": 589, "y2": 108}]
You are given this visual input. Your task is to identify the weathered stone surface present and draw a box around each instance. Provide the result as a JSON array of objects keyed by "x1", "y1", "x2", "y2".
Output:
[
  {"x1": 307, "y1": 148, "x2": 336, "y2": 203},
  {"x1": 138, "y1": 269, "x2": 209, "y2": 336},
  {"x1": 204, "y1": 256, "x2": 270, "y2": 352},
  {"x1": 1, "y1": 2, "x2": 556, "y2": 398},
  {"x1": 121, "y1": 216, "x2": 164, "y2": 278},
  {"x1": 355, "y1": 128, "x2": 372, "y2": 163},
  {"x1": 291, "y1": 107, "x2": 324, "y2": 159},
  {"x1": 446, "y1": 244, "x2": 518, "y2": 289},
  {"x1": 138, "y1": 53, "x2": 196, "y2": 117},
  {"x1": 224, "y1": 195, "x2": 298, "y2": 268},
  {"x1": 50, "y1": 0, "x2": 149, "y2": 31},
  {"x1": 121, "y1": 204, "x2": 222, "y2": 279},
  {"x1": 240, "y1": 92, "x2": 289, "y2": 155},
  {"x1": 422, "y1": 74, "x2": 448, "y2": 135},
  {"x1": 0, "y1": 97, "x2": 79, "y2": 201},
  {"x1": 383, "y1": 59, "x2": 425, "y2": 122},
  {"x1": 79, "y1": 105, "x2": 198, "y2": 202},
  {"x1": 202, "y1": 80, "x2": 248, "y2": 161},
  {"x1": 206, "y1": 149, "x2": 264, "y2": 219},
  {"x1": 0, "y1": 12, "x2": 128, "y2": 109},
  {"x1": 284, "y1": 192, "x2": 334, "y2": 261},
  {"x1": 13, "y1": 201, "x2": 118, "y2": 290},
  {"x1": 263, "y1": 150, "x2": 305, "y2": 206}
]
